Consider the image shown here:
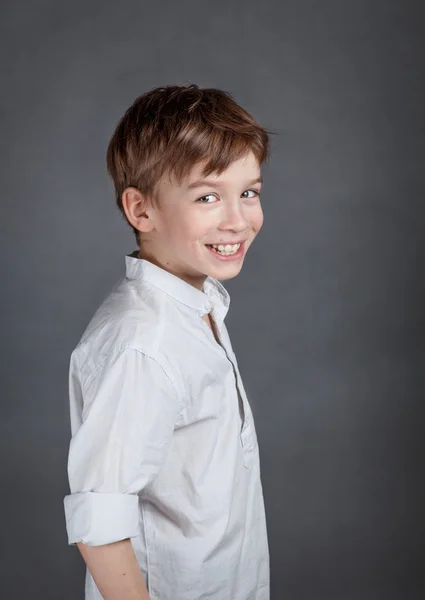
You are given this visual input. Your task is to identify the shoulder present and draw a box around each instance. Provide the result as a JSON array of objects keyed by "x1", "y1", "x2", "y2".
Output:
[{"x1": 70, "y1": 276, "x2": 174, "y2": 390}]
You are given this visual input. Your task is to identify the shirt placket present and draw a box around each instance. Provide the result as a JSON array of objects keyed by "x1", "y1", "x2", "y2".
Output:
[
  {"x1": 229, "y1": 356, "x2": 256, "y2": 467},
  {"x1": 199, "y1": 302, "x2": 255, "y2": 468}
]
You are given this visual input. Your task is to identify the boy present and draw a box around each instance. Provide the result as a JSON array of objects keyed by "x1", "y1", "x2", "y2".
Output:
[{"x1": 63, "y1": 84, "x2": 271, "y2": 600}]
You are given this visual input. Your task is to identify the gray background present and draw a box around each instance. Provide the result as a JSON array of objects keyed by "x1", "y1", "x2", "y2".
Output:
[{"x1": 1, "y1": 0, "x2": 424, "y2": 598}]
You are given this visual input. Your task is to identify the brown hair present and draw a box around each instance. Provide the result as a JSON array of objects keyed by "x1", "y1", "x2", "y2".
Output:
[{"x1": 106, "y1": 84, "x2": 272, "y2": 244}]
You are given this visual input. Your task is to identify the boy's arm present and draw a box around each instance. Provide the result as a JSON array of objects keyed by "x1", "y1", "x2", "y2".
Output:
[
  {"x1": 77, "y1": 539, "x2": 150, "y2": 600},
  {"x1": 64, "y1": 347, "x2": 182, "y2": 594}
]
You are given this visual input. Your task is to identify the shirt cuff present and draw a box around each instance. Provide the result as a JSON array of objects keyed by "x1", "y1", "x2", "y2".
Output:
[{"x1": 63, "y1": 491, "x2": 140, "y2": 546}]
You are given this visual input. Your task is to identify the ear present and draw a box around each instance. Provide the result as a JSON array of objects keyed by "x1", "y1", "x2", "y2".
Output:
[{"x1": 121, "y1": 187, "x2": 156, "y2": 234}]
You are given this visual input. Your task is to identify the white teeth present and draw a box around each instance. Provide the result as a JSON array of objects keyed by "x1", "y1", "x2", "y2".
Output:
[{"x1": 209, "y1": 243, "x2": 241, "y2": 255}]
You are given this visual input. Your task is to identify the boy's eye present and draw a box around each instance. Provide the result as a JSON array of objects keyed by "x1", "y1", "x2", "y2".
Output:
[
  {"x1": 197, "y1": 194, "x2": 218, "y2": 204},
  {"x1": 242, "y1": 189, "x2": 260, "y2": 199},
  {"x1": 196, "y1": 189, "x2": 260, "y2": 203}
]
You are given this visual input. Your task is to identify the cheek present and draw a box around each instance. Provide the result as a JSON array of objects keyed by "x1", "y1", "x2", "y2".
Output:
[
  {"x1": 164, "y1": 217, "x2": 205, "y2": 248},
  {"x1": 250, "y1": 204, "x2": 264, "y2": 232},
  {"x1": 162, "y1": 212, "x2": 191, "y2": 241},
  {"x1": 181, "y1": 214, "x2": 211, "y2": 242}
]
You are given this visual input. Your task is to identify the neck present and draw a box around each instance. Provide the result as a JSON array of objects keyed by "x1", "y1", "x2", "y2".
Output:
[{"x1": 137, "y1": 248, "x2": 207, "y2": 292}]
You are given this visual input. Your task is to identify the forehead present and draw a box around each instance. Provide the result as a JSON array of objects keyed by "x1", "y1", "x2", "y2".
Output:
[{"x1": 180, "y1": 150, "x2": 261, "y2": 188}]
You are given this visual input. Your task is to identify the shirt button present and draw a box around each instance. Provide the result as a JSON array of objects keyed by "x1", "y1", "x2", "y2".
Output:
[{"x1": 205, "y1": 300, "x2": 212, "y2": 311}]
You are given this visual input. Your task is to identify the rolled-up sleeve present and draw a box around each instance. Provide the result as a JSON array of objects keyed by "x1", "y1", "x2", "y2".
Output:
[{"x1": 63, "y1": 346, "x2": 182, "y2": 547}]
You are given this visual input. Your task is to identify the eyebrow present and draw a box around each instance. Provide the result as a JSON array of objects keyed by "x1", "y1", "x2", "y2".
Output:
[{"x1": 187, "y1": 176, "x2": 263, "y2": 190}]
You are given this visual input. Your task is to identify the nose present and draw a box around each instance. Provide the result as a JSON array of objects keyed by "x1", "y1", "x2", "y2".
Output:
[{"x1": 218, "y1": 200, "x2": 250, "y2": 233}]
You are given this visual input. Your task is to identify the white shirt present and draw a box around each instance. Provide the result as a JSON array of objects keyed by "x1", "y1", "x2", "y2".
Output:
[{"x1": 63, "y1": 250, "x2": 270, "y2": 600}]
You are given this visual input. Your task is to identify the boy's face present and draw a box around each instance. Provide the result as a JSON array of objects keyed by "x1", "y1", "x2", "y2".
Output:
[{"x1": 140, "y1": 150, "x2": 264, "y2": 290}]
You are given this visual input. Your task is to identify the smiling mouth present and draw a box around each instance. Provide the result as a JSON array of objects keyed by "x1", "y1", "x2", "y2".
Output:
[{"x1": 205, "y1": 241, "x2": 245, "y2": 256}]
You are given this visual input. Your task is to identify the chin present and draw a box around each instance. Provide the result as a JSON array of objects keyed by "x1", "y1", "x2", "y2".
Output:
[{"x1": 211, "y1": 263, "x2": 244, "y2": 280}]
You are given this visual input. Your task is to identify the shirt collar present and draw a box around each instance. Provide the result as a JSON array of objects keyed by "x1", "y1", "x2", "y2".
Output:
[{"x1": 125, "y1": 250, "x2": 231, "y2": 322}]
